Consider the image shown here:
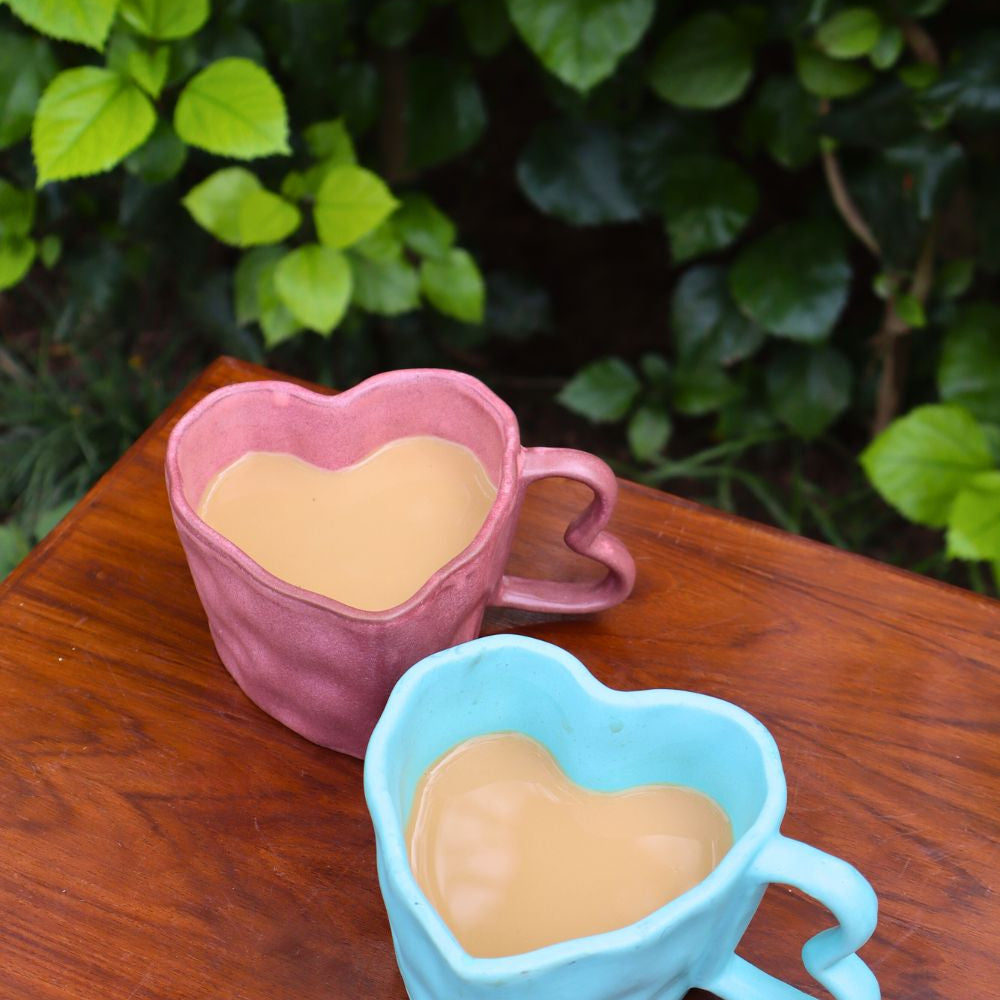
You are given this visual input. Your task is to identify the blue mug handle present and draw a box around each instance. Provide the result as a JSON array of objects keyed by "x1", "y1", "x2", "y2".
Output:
[{"x1": 700, "y1": 835, "x2": 880, "y2": 1000}]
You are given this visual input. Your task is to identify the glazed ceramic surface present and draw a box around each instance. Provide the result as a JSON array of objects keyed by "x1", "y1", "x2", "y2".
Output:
[
  {"x1": 364, "y1": 635, "x2": 880, "y2": 1000},
  {"x1": 165, "y1": 371, "x2": 634, "y2": 757}
]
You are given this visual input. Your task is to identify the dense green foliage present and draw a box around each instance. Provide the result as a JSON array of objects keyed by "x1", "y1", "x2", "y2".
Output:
[{"x1": 1, "y1": 0, "x2": 998, "y2": 590}]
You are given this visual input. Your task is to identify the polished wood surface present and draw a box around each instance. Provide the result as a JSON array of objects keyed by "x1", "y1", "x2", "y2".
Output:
[{"x1": 2, "y1": 357, "x2": 997, "y2": 1000}]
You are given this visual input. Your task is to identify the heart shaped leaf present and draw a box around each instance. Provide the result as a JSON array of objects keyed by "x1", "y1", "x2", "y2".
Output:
[
  {"x1": 661, "y1": 154, "x2": 757, "y2": 262},
  {"x1": 182, "y1": 168, "x2": 300, "y2": 247},
  {"x1": 175, "y1": 58, "x2": 290, "y2": 159},
  {"x1": 558, "y1": 357, "x2": 640, "y2": 423},
  {"x1": 947, "y1": 471, "x2": 1000, "y2": 562},
  {"x1": 8, "y1": 0, "x2": 116, "y2": 49},
  {"x1": 420, "y1": 248, "x2": 484, "y2": 323},
  {"x1": 649, "y1": 12, "x2": 754, "y2": 110},
  {"x1": 119, "y1": 0, "x2": 210, "y2": 40},
  {"x1": 729, "y1": 220, "x2": 850, "y2": 342},
  {"x1": 351, "y1": 255, "x2": 420, "y2": 315},
  {"x1": 744, "y1": 75, "x2": 819, "y2": 170},
  {"x1": 314, "y1": 165, "x2": 398, "y2": 250},
  {"x1": 627, "y1": 405, "x2": 672, "y2": 461},
  {"x1": 33, "y1": 68, "x2": 156, "y2": 185},
  {"x1": 671, "y1": 265, "x2": 764, "y2": 366},
  {"x1": 937, "y1": 303, "x2": 1000, "y2": 424},
  {"x1": 861, "y1": 404, "x2": 993, "y2": 528},
  {"x1": 508, "y1": 0, "x2": 655, "y2": 92},
  {"x1": 517, "y1": 119, "x2": 641, "y2": 226},
  {"x1": 766, "y1": 344, "x2": 851, "y2": 439},
  {"x1": 274, "y1": 244, "x2": 352, "y2": 336}
]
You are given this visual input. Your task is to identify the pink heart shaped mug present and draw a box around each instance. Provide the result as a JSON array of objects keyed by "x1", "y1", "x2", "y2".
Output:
[{"x1": 165, "y1": 370, "x2": 635, "y2": 757}]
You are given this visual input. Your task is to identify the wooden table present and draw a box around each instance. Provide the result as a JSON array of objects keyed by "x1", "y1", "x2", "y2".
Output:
[{"x1": 2, "y1": 357, "x2": 997, "y2": 1000}]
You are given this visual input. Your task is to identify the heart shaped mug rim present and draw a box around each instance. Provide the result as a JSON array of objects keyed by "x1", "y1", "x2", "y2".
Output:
[
  {"x1": 364, "y1": 633, "x2": 788, "y2": 980},
  {"x1": 165, "y1": 369, "x2": 523, "y2": 621}
]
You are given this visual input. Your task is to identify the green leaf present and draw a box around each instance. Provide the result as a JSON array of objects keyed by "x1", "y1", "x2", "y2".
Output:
[
  {"x1": 0, "y1": 32, "x2": 58, "y2": 149},
  {"x1": 107, "y1": 34, "x2": 171, "y2": 98},
  {"x1": 899, "y1": 62, "x2": 939, "y2": 91},
  {"x1": 745, "y1": 75, "x2": 819, "y2": 170},
  {"x1": 8, "y1": 0, "x2": 116, "y2": 49},
  {"x1": 558, "y1": 357, "x2": 640, "y2": 423},
  {"x1": 459, "y1": 0, "x2": 512, "y2": 58},
  {"x1": 182, "y1": 168, "x2": 301, "y2": 247},
  {"x1": 234, "y1": 245, "x2": 285, "y2": 325},
  {"x1": 303, "y1": 119, "x2": 356, "y2": 164},
  {"x1": 671, "y1": 265, "x2": 764, "y2": 366},
  {"x1": 314, "y1": 165, "x2": 398, "y2": 250},
  {"x1": 923, "y1": 30, "x2": 1000, "y2": 123},
  {"x1": 620, "y1": 109, "x2": 717, "y2": 211},
  {"x1": 353, "y1": 222, "x2": 404, "y2": 262},
  {"x1": 32, "y1": 68, "x2": 156, "y2": 185},
  {"x1": 947, "y1": 471, "x2": 1000, "y2": 562},
  {"x1": 39, "y1": 234, "x2": 61, "y2": 268},
  {"x1": 120, "y1": 0, "x2": 208, "y2": 40},
  {"x1": 0, "y1": 180, "x2": 35, "y2": 238},
  {"x1": 628, "y1": 405, "x2": 672, "y2": 461},
  {"x1": 0, "y1": 236, "x2": 36, "y2": 290},
  {"x1": 933, "y1": 258, "x2": 974, "y2": 300},
  {"x1": 367, "y1": 0, "x2": 426, "y2": 48},
  {"x1": 671, "y1": 363, "x2": 737, "y2": 416},
  {"x1": 517, "y1": 119, "x2": 641, "y2": 226},
  {"x1": 937, "y1": 303, "x2": 1000, "y2": 424},
  {"x1": 766, "y1": 344, "x2": 851, "y2": 439},
  {"x1": 796, "y1": 45, "x2": 873, "y2": 98},
  {"x1": 816, "y1": 7, "x2": 881, "y2": 59},
  {"x1": 860, "y1": 404, "x2": 993, "y2": 527},
  {"x1": 649, "y1": 11, "x2": 754, "y2": 110},
  {"x1": 174, "y1": 57, "x2": 290, "y2": 159},
  {"x1": 0, "y1": 522, "x2": 30, "y2": 579},
  {"x1": 125, "y1": 120, "x2": 187, "y2": 183},
  {"x1": 404, "y1": 57, "x2": 486, "y2": 171},
  {"x1": 420, "y1": 248, "x2": 484, "y2": 323},
  {"x1": 893, "y1": 292, "x2": 926, "y2": 328},
  {"x1": 254, "y1": 254, "x2": 301, "y2": 347},
  {"x1": 661, "y1": 154, "x2": 757, "y2": 262},
  {"x1": 730, "y1": 220, "x2": 850, "y2": 342},
  {"x1": 351, "y1": 255, "x2": 420, "y2": 315},
  {"x1": 870, "y1": 25, "x2": 904, "y2": 70},
  {"x1": 393, "y1": 193, "x2": 455, "y2": 259},
  {"x1": 274, "y1": 244, "x2": 352, "y2": 336},
  {"x1": 508, "y1": 0, "x2": 655, "y2": 93}
]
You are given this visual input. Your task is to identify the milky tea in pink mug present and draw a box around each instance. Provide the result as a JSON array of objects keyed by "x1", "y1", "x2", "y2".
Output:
[{"x1": 165, "y1": 370, "x2": 635, "y2": 757}]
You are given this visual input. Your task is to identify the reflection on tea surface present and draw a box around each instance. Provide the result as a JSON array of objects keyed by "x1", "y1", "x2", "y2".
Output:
[
  {"x1": 406, "y1": 732, "x2": 733, "y2": 958},
  {"x1": 197, "y1": 436, "x2": 496, "y2": 611}
]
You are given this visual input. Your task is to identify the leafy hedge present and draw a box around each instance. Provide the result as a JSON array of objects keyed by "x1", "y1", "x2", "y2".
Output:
[{"x1": 1, "y1": 0, "x2": 998, "y2": 587}]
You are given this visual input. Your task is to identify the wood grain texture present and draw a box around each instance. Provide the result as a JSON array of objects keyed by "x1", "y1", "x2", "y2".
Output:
[{"x1": 1, "y1": 356, "x2": 997, "y2": 1000}]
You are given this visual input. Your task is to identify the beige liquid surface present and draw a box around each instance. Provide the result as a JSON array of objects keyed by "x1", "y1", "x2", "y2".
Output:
[
  {"x1": 197, "y1": 436, "x2": 496, "y2": 611},
  {"x1": 406, "y1": 732, "x2": 733, "y2": 958}
]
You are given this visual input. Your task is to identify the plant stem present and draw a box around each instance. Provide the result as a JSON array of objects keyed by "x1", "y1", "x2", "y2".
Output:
[{"x1": 820, "y1": 140, "x2": 881, "y2": 258}]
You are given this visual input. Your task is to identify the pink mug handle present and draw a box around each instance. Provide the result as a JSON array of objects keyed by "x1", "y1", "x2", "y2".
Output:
[{"x1": 492, "y1": 447, "x2": 636, "y2": 614}]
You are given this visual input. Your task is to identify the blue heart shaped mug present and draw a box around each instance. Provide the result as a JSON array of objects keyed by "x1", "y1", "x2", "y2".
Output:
[{"x1": 364, "y1": 634, "x2": 879, "y2": 1000}]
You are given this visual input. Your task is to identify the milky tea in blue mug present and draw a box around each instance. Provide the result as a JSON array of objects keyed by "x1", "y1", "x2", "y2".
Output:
[{"x1": 364, "y1": 635, "x2": 880, "y2": 1000}]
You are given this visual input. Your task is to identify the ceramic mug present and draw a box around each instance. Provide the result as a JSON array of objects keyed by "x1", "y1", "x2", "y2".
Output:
[
  {"x1": 165, "y1": 371, "x2": 635, "y2": 757},
  {"x1": 364, "y1": 634, "x2": 880, "y2": 1000}
]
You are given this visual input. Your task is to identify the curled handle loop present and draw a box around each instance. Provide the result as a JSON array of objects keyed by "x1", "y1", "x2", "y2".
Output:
[
  {"x1": 493, "y1": 447, "x2": 635, "y2": 614},
  {"x1": 700, "y1": 835, "x2": 880, "y2": 1000}
]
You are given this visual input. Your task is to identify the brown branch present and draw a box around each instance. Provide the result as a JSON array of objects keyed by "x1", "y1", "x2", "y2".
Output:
[
  {"x1": 818, "y1": 100, "x2": 881, "y2": 258},
  {"x1": 871, "y1": 228, "x2": 936, "y2": 436},
  {"x1": 900, "y1": 18, "x2": 941, "y2": 67}
]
